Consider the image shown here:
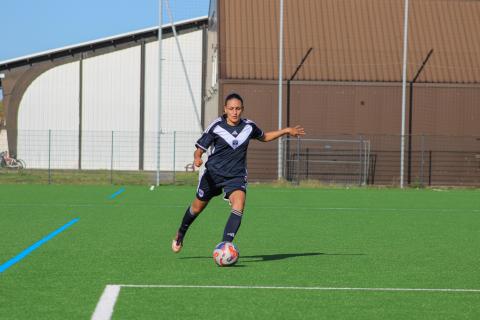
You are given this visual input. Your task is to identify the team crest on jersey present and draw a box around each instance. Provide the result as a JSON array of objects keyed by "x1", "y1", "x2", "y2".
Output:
[{"x1": 213, "y1": 124, "x2": 253, "y2": 149}]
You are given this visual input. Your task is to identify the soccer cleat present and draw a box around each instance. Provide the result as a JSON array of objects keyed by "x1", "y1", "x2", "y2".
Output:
[{"x1": 171, "y1": 233, "x2": 184, "y2": 253}]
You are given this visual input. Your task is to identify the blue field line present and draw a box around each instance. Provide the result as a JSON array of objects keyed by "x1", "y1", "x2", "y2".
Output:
[
  {"x1": 109, "y1": 187, "x2": 125, "y2": 199},
  {"x1": 0, "y1": 218, "x2": 79, "y2": 274}
]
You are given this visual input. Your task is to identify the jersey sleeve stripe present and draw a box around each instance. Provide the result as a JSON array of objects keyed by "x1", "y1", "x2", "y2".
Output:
[
  {"x1": 195, "y1": 143, "x2": 208, "y2": 151},
  {"x1": 204, "y1": 117, "x2": 222, "y2": 133}
]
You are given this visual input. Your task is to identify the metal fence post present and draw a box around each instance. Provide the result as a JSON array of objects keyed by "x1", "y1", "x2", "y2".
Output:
[
  {"x1": 284, "y1": 138, "x2": 288, "y2": 181},
  {"x1": 358, "y1": 136, "x2": 363, "y2": 186},
  {"x1": 173, "y1": 131, "x2": 176, "y2": 184},
  {"x1": 362, "y1": 140, "x2": 365, "y2": 185},
  {"x1": 296, "y1": 136, "x2": 301, "y2": 185},
  {"x1": 282, "y1": 139, "x2": 286, "y2": 180},
  {"x1": 363, "y1": 138, "x2": 367, "y2": 185},
  {"x1": 420, "y1": 134, "x2": 425, "y2": 186},
  {"x1": 110, "y1": 131, "x2": 114, "y2": 185},
  {"x1": 367, "y1": 140, "x2": 371, "y2": 185},
  {"x1": 156, "y1": 130, "x2": 161, "y2": 186},
  {"x1": 364, "y1": 139, "x2": 369, "y2": 185},
  {"x1": 306, "y1": 148, "x2": 310, "y2": 180},
  {"x1": 48, "y1": 129, "x2": 51, "y2": 185},
  {"x1": 428, "y1": 150, "x2": 432, "y2": 186}
]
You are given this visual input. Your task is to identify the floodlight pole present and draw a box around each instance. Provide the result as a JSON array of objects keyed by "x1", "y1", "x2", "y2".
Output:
[
  {"x1": 400, "y1": 0, "x2": 410, "y2": 188},
  {"x1": 156, "y1": 0, "x2": 163, "y2": 186},
  {"x1": 277, "y1": 0, "x2": 285, "y2": 180}
]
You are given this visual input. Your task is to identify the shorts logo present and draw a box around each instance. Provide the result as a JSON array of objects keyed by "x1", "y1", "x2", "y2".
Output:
[{"x1": 198, "y1": 189, "x2": 204, "y2": 197}]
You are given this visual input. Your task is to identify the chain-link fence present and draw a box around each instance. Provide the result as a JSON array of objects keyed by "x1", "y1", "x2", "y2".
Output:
[
  {"x1": 1, "y1": 130, "x2": 201, "y2": 185},
  {"x1": 279, "y1": 135, "x2": 480, "y2": 187},
  {"x1": 1, "y1": 130, "x2": 479, "y2": 186}
]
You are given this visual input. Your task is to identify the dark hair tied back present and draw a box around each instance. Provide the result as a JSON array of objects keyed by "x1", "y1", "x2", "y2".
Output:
[{"x1": 225, "y1": 93, "x2": 243, "y2": 105}]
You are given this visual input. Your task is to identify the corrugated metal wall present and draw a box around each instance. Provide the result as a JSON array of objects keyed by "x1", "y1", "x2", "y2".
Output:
[
  {"x1": 216, "y1": 0, "x2": 480, "y2": 184},
  {"x1": 222, "y1": 81, "x2": 480, "y2": 183},
  {"x1": 219, "y1": 0, "x2": 480, "y2": 83},
  {"x1": 144, "y1": 31, "x2": 204, "y2": 171},
  {"x1": 16, "y1": 29, "x2": 204, "y2": 171},
  {"x1": 82, "y1": 47, "x2": 141, "y2": 132},
  {"x1": 145, "y1": 31, "x2": 203, "y2": 132},
  {"x1": 17, "y1": 62, "x2": 80, "y2": 169},
  {"x1": 82, "y1": 46, "x2": 141, "y2": 170}
]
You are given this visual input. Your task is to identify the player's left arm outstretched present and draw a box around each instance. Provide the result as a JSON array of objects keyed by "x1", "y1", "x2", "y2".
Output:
[{"x1": 259, "y1": 125, "x2": 305, "y2": 142}]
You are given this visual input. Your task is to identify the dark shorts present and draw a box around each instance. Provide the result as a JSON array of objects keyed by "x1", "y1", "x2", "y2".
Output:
[{"x1": 196, "y1": 169, "x2": 247, "y2": 201}]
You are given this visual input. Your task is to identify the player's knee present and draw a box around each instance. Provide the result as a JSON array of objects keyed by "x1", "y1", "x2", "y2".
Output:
[
  {"x1": 191, "y1": 200, "x2": 207, "y2": 214},
  {"x1": 190, "y1": 205, "x2": 202, "y2": 215},
  {"x1": 229, "y1": 197, "x2": 245, "y2": 212}
]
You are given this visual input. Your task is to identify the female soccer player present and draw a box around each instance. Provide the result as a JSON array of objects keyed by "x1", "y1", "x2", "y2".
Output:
[{"x1": 172, "y1": 93, "x2": 305, "y2": 253}]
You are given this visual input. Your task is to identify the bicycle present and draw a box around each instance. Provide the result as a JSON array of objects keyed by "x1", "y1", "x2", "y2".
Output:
[{"x1": 0, "y1": 151, "x2": 26, "y2": 169}]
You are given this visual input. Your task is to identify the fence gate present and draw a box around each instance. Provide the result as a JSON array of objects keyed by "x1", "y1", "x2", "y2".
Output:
[{"x1": 283, "y1": 138, "x2": 371, "y2": 185}]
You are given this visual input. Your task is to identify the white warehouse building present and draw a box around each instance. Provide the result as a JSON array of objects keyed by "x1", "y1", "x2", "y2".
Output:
[{"x1": 0, "y1": 17, "x2": 210, "y2": 172}]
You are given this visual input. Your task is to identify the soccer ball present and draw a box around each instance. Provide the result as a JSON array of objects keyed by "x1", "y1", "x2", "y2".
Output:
[{"x1": 213, "y1": 241, "x2": 239, "y2": 266}]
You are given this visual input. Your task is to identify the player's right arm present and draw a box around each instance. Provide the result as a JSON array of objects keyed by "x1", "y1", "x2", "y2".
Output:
[
  {"x1": 194, "y1": 147, "x2": 205, "y2": 167},
  {"x1": 194, "y1": 117, "x2": 222, "y2": 167}
]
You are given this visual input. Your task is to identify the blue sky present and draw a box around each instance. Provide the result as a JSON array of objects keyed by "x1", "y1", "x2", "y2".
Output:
[{"x1": 0, "y1": 0, "x2": 210, "y2": 62}]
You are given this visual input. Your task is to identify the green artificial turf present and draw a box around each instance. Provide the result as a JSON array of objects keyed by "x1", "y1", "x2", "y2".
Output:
[{"x1": 0, "y1": 185, "x2": 479, "y2": 319}]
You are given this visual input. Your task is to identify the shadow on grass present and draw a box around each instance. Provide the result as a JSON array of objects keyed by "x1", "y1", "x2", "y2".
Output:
[
  {"x1": 180, "y1": 252, "x2": 365, "y2": 263},
  {"x1": 241, "y1": 252, "x2": 365, "y2": 263}
]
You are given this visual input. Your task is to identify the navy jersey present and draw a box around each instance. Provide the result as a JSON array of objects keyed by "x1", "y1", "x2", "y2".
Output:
[{"x1": 195, "y1": 116, "x2": 264, "y2": 177}]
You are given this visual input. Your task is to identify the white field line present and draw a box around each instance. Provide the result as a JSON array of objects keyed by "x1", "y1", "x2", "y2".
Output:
[
  {"x1": 118, "y1": 284, "x2": 480, "y2": 292},
  {"x1": 91, "y1": 285, "x2": 121, "y2": 320},
  {"x1": 91, "y1": 284, "x2": 480, "y2": 320},
  {"x1": 3, "y1": 202, "x2": 480, "y2": 213}
]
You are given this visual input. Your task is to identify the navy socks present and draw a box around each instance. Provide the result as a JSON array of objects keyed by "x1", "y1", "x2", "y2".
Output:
[
  {"x1": 177, "y1": 207, "x2": 243, "y2": 243},
  {"x1": 223, "y1": 209, "x2": 243, "y2": 242},
  {"x1": 177, "y1": 207, "x2": 198, "y2": 240}
]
